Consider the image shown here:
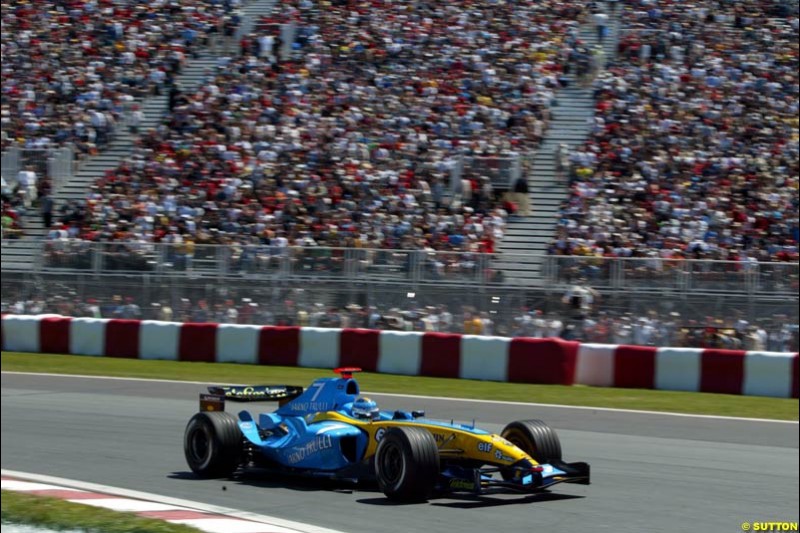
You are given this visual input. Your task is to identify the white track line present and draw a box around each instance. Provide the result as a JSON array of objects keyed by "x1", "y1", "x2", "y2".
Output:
[
  {"x1": 2, "y1": 370, "x2": 797, "y2": 424},
  {"x1": 366, "y1": 391, "x2": 799, "y2": 424},
  {"x1": 1, "y1": 469, "x2": 346, "y2": 533}
]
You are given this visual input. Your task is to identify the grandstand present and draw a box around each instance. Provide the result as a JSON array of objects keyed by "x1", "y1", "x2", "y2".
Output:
[
  {"x1": 2, "y1": 0, "x2": 798, "y2": 348},
  {"x1": 2, "y1": 0, "x2": 260, "y2": 264},
  {"x1": 496, "y1": 5, "x2": 621, "y2": 283},
  {"x1": 552, "y1": 1, "x2": 799, "y2": 265},
  {"x1": 2, "y1": 0, "x2": 612, "y2": 269}
]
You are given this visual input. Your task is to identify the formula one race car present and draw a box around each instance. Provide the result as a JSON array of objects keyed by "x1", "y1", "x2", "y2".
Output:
[{"x1": 183, "y1": 368, "x2": 590, "y2": 501}]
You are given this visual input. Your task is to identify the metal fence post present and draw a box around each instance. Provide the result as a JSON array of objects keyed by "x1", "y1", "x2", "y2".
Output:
[
  {"x1": 611, "y1": 258, "x2": 622, "y2": 290},
  {"x1": 217, "y1": 245, "x2": 227, "y2": 278},
  {"x1": 479, "y1": 253, "x2": 489, "y2": 285},
  {"x1": 511, "y1": 156, "x2": 521, "y2": 188},
  {"x1": 47, "y1": 154, "x2": 56, "y2": 192},
  {"x1": 33, "y1": 240, "x2": 43, "y2": 271},
  {"x1": 410, "y1": 250, "x2": 421, "y2": 287},
  {"x1": 551, "y1": 256, "x2": 560, "y2": 284},
  {"x1": 681, "y1": 261, "x2": 692, "y2": 293},
  {"x1": 747, "y1": 262, "x2": 758, "y2": 297},
  {"x1": 92, "y1": 243, "x2": 102, "y2": 275},
  {"x1": 344, "y1": 248, "x2": 356, "y2": 279},
  {"x1": 281, "y1": 247, "x2": 291, "y2": 279},
  {"x1": 450, "y1": 155, "x2": 464, "y2": 196},
  {"x1": 1, "y1": 145, "x2": 21, "y2": 183}
]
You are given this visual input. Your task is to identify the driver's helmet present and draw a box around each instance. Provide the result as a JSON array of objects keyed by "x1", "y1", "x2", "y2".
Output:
[{"x1": 351, "y1": 396, "x2": 380, "y2": 420}]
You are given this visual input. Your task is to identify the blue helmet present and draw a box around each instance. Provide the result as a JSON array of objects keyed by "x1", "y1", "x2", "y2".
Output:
[{"x1": 352, "y1": 396, "x2": 379, "y2": 420}]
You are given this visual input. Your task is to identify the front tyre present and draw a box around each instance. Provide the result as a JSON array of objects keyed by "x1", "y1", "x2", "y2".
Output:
[
  {"x1": 501, "y1": 419, "x2": 562, "y2": 463},
  {"x1": 375, "y1": 427, "x2": 439, "y2": 502},
  {"x1": 184, "y1": 412, "x2": 243, "y2": 478}
]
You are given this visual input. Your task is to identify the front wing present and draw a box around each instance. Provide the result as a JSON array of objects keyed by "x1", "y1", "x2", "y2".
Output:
[
  {"x1": 440, "y1": 460, "x2": 591, "y2": 495},
  {"x1": 240, "y1": 459, "x2": 590, "y2": 497}
]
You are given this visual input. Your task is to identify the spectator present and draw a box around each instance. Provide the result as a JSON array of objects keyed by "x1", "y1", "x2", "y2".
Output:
[
  {"x1": 2, "y1": 285, "x2": 797, "y2": 350},
  {"x1": 1, "y1": 1, "x2": 241, "y2": 152},
  {"x1": 552, "y1": 1, "x2": 799, "y2": 263},
  {"x1": 53, "y1": 0, "x2": 591, "y2": 254},
  {"x1": 1, "y1": 204, "x2": 23, "y2": 239},
  {"x1": 512, "y1": 177, "x2": 531, "y2": 216},
  {"x1": 16, "y1": 167, "x2": 37, "y2": 208},
  {"x1": 40, "y1": 193, "x2": 53, "y2": 229},
  {"x1": 562, "y1": 279, "x2": 599, "y2": 319},
  {"x1": 128, "y1": 105, "x2": 144, "y2": 136},
  {"x1": 593, "y1": 9, "x2": 609, "y2": 42},
  {"x1": 555, "y1": 143, "x2": 570, "y2": 182},
  {"x1": 1, "y1": 177, "x2": 25, "y2": 238}
]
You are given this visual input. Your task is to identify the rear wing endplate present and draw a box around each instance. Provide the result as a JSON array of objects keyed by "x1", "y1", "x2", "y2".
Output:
[{"x1": 199, "y1": 385, "x2": 304, "y2": 412}]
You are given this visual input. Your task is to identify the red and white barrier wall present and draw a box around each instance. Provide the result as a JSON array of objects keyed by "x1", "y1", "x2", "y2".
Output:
[
  {"x1": 574, "y1": 343, "x2": 798, "y2": 399},
  {"x1": 2, "y1": 315, "x2": 797, "y2": 398}
]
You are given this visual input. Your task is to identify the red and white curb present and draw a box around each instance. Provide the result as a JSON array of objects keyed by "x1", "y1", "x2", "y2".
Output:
[{"x1": 1, "y1": 470, "x2": 346, "y2": 533}]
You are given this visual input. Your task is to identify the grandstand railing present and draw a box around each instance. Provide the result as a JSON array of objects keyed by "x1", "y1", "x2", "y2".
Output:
[
  {"x1": 24, "y1": 241, "x2": 799, "y2": 297},
  {"x1": 1, "y1": 146, "x2": 20, "y2": 182},
  {"x1": 542, "y1": 255, "x2": 799, "y2": 296},
  {"x1": 1, "y1": 145, "x2": 74, "y2": 192},
  {"x1": 450, "y1": 153, "x2": 523, "y2": 191}
]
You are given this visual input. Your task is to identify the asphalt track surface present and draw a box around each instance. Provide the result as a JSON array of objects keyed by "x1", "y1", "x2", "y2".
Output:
[{"x1": 2, "y1": 373, "x2": 798, "y2": 533}]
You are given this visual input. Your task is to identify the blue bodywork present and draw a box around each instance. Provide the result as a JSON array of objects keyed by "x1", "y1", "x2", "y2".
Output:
[
  {"x1": 233, "y1": 375, "x2": 482, "y2": 475},
  {"x1": 236, "y1": 376, "x2": 372, "y2": 473},
  {"x1": 221, "y1": 374, "x2": 589, "y2": 492}
]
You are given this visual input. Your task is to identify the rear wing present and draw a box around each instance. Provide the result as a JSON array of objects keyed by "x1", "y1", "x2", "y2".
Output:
[{"x1": 199, "y1": 385, "x2": 304, "y2": 412}]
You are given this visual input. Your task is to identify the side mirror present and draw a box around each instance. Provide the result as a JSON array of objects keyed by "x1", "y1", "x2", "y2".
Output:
[{"x1": 412, "y1": 410, "x2": 425, "y2": 419}]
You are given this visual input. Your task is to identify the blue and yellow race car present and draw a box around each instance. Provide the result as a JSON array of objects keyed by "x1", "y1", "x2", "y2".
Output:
[{"x1": 183, "y1": 368, "x2": 590, "y2": 501}]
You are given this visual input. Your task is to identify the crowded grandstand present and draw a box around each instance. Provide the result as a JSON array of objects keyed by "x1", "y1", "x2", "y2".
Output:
[
  {"x1": 2, "y1": 0, "x2": 798, "y2": 351},
  {"x1": 552, "y1": 1, "x2": 799, "y2": 264}
]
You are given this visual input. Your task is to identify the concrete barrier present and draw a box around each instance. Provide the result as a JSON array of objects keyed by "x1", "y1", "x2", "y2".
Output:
[
  {"x1": 216, "y1": 324, "x2": 260, "y2": 364},
  {"x1": 139, "y1": 320, "x2": 181, "y2": 360},
  {"x1": 2, "y1": 315, "x2": 797, "y2": 398},
  {"x1": 377, "y1": 331, "x2": 423, "y2": 376},
  {"x1": 460, "y1": 335, "x2": 509, "y2": 382},
  {"x1": 69, "y1": 318, "x2": 106, "y2": 357}
]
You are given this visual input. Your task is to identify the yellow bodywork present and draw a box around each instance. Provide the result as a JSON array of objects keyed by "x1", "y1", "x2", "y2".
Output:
[{"x1": 312, "y1": 411, "x2": 538, "y2": 466}]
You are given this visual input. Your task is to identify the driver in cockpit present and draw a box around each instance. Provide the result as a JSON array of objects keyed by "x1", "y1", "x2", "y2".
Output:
[{"x1": 351, "y1": 396, "x2": 380, "y2": 420}]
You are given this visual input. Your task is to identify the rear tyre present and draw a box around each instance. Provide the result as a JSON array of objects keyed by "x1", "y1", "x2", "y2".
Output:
[
  {"x1": 501, "y1": 419, "x2": 562, "y2": 463},
  {"x1": 184, "y1": 412, "x2": 243, "y2": 478},
  {"x1": 375, "y1": 427, "x2": 440, "y2": 502}
]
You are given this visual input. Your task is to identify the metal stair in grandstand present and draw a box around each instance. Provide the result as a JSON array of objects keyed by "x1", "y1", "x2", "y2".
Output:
[
  {"x1": 496, "y1": 5, "x2": 621, "y2": 286},
  {"x1": 237, "y1": 0, "x2": 278, "y2": 35},
  {"x1": 1, "y1": 0, "x2": 278, "y2": 269},
  {"x1": 0, "y1": 239, "x2": 42, "y2": 270},
  {"x1": 54, "y1": 58, "x2": 219, "y2": 206}
]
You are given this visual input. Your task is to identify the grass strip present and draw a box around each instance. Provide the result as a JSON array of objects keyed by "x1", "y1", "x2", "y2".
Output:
[
  {"x1": 1, "y1": 489, "x2": 202, "y2": 533},
  {"x1": 2, "y1": 351, "x2": 797, "y2": 421}
]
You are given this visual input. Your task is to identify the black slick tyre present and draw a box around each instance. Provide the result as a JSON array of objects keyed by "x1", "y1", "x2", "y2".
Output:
[
  {"x1": 374, "y1": 426, "x2": 440, "y2": 502},
  {"x1": 501, "y1": 419, "x2": 562, "y2": 463},
  {"x1": 184, "y1": 411, "x2": 243, "y2": 478}
]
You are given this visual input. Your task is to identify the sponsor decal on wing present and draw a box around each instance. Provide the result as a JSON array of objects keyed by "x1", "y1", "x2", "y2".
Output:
[
  {"x1": 286, "y1": 434, "x2": 334, "y2": 464},
  {"x1": 314, "y1": 424, "x2": 350, "y2": 434},
  {"x1": 492, "y1": 435, "x2": 513, "y2": 447},
  {"x1": 494, "y1": 449, "x2": 515, "y2": 463},
  {"x1": 432, "y1": 432, "x2": 457, "y2": 448},
  {"x1": 290, "y1": 402, "x2": 332, "y2": 412},
  {"x1": 449, "y1": 478, "x2": 476, "y2": 490}
]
